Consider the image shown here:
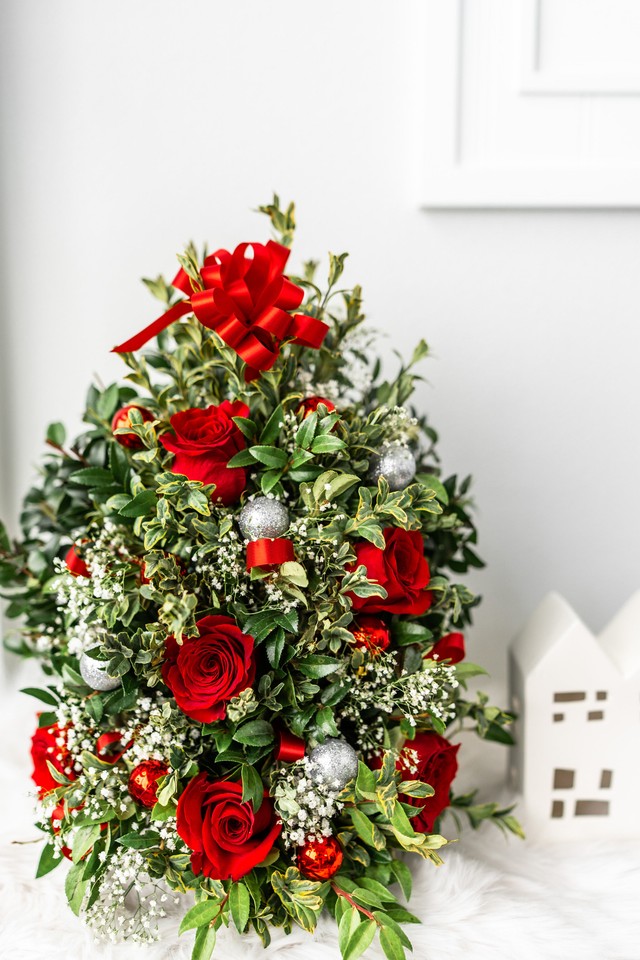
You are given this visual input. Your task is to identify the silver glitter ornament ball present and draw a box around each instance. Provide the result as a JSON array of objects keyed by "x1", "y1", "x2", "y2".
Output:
[
  {"x1": 308, "y1": 738, "x2": 359, "y2": 789},
  {"x1": 238, "y1": 497, "x2": 290, "y2": 541},
  {"x1": 368, "y1": 445, "x2": 417, "y2": 491},
  {"x1": 79, "y1": 653, "x2": 121, "y2": 692}
]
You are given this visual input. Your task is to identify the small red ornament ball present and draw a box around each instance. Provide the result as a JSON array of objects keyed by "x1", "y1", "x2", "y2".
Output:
[
  {"x1": 297, "y1": 836, "x2": 343, "y2": 880},
  {"x1": 111, "y1": 405, "x2": 154, "y2": 449},
  {"x1": 128, "y1": 759, "x2": 169, "y2": 808},
  {"x1": 351, "y1": 616, "x2": 390, "y2": 654},
  {"x1": 297, "y1": 396, "x2": 336, "y2": 418}
]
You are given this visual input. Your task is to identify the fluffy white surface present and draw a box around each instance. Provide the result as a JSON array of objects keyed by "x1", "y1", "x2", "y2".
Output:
[{"x1": 2, "y1": 662, "x2": 639, "y2": 960}]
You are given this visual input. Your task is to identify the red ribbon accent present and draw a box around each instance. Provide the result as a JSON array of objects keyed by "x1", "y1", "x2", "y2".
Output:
[
  {"x1": 277, "y1": 729, "x2": 306, "y2": 763},
  {"x1": 95, "y1": 731, "x2": 131, "y2": 764},
  {"x1": 113, "y1": 241, "x2": 329, "y2": 380},
  {"x1": 246, "y1": 537, "x2": 295, "y2": 570}
]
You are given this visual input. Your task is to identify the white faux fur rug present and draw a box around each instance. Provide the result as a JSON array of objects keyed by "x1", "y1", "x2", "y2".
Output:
[{"x1": 2, "y1": 661, "x2": 639, "y2": 960}]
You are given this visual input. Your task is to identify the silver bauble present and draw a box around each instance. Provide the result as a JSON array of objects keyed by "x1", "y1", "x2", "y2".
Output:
[
  {"x1": 308, "y1": 738, "x2": 359, "y2": 789},
  {"x1": 368, "y1": 445, "x2": 417, "y2": 491},
  {"x1": 238, "y1": 497, "x2": 290, "y2": 541},
  {"x1": 79, "y1": 653, "x2": 121, "y2": 692}
]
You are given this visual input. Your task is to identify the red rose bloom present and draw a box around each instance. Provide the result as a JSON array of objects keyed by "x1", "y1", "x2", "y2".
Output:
[
  {"x1": 430, "y1": 632, "x2": 465, "y2": 664},
  {"x1": 162, "y1": 615, "x2": 255, "y2": 723},
  {"x1": 176, "y1": 775, "x2": 281, "y2": 881},
  {"x1": 159, "y1": 401, "x2": 249, "y2": 505},
  {"x1": 30, "y1": 722, "x2": 76, "y2": 797},
  {"x1": 111, "y1": 404, "x2": 154, "y2": 449},
  {"x1": 349, "y1": 527, "x2": 432, "y2": 616},
  {"x1": 351, "y1": 615, "x2": 391, "y2": 654},
  {"x1": 398, "y1": 732, "x2": 459, "y2": 833},
  {"x1": 298, "y1": 396, "x2": 336, "y2": 417}
]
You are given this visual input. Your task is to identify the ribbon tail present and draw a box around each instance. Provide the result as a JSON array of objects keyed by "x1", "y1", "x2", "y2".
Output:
[
  {"x1": 246, "y1": 538, "x2": 294, "y2": 570},
  {"x1": 112, "y1": 300, "x2": 192, "y2": 353}
]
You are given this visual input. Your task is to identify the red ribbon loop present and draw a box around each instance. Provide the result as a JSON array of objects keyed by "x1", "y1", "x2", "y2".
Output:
[
  {"x1": 246, "y1": 537, "x2": 294, "y2": 570},
  {"x1": 95, "y1": 731, "x2": 131, "y2": 764},
  {"x1": 277, "y1": 729, "x2": 306, "y2": 763},
  {"x1": 113, "y1": 240, "x2": 329, "y2": 380}
]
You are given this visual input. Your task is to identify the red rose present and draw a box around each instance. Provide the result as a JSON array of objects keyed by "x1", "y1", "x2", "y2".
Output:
[
  {"x1": 351, "y1": 615, "x2": 391, "y2": 654},
  {"x1": 162, "y1": 615, "x2": 255, "y2": 723},
  {"x1": 65, "y1": 544, "x2": 90, "y2": 578},
  {"x1": 159, "y1": 401, "x2": 249, "y2": 505},
  {"x1": 398, "y1": 731, "x2": 459, "y2": 833},
  {"x1": 30, "y1": 722, "x2": 76, "y2": 797},
  {"x1": 298, "y1": 396, "x2": 336, "y2": 417},
  {"x1": 430, "y1": 632, "x2": 465, "y2": 664},
  {"x1": 176, "y1": 775, "x2": 281, "y2": 881},
  {"x1": 111, "y1": 404, "x2": 154, "y2": 449},
  {"x1": 349, "y1": 527, "x2": 432, "y2": 616}
]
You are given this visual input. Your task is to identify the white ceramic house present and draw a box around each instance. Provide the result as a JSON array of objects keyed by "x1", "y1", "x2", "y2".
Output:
[{"x1": 509, "y1": 590, "x2": 640, "y2": 840}]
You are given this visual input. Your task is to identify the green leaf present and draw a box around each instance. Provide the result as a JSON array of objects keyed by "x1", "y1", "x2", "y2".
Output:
[
  {"x1": 295, "y1": 412, "x2": 318, "y2": 450},
  {"x1": 69, "y1": 467, "x2": 114, "y2": 488},
  {"x1": 338, "y1": 906, "x2": 361, "y2": 958},
  {"x1": 232, "y1": 416, "x2": 258, "y2": 440},
  {"x1": 192, "y1": 924, "x2": 217, "y2": 960},
  {"x1": 226, "y1": 448, "x2": 256, "y2": 468},
  {"x1": 344, "y1": 918, "x2": 377, "y2": 960},
  {"x1": 234, "y1": 719, "x2": 274, "y2": 747},
  {"x1": 297, "y1": 654, "x2": 342, "y2": 679},
  {"x1": 249, "y1": 445, "x2": 288, "y2": 469},
  {"x1": 311, "y1": 434, "x2": 346, "y2": 454},
  {"x1": 241, "y1": 764, "x2": 264, "y2": 814},
  {"x1": 65, "y1": 861, "x2": 88, "y2": 915},
  {"x1": 260, "y1": 404, "x2": 284, "y2": 444},
  {"x1": 72, "y1": 824, "x2": 101, "y2": 863},
  {"x1": 46, "y1": 421, "x2": 66, "y2": 446},
  {"x1": 96, "y1": 383, "x2": 120, "y2": 420},
  {"x1": 118, "y1": 489, "x2": 157, "y2": 517},
  {"x1": 116, "y1": 832, "x2": 160, "y2": 850},
  {"x1": 20, "y1": 687, "x2": 58, "y2": 707},
  {"x1": 179, "y1": 900, "x2": 221, "y2": 935},
  {"x1": 279, "y1": 561, "x2": 308, "y2": 587},
  {"x1": 229, "y1": 881, "x2": 251, "y2": 933},
  {"x1": 379, "y1": 926, "x2": 406, "y2": 960},
  {"x1": 265, "y1": 629, "x2": 286, "y2": 669},
  {"x1": 36, "y1": 841, "x2": 64, "y2": 878},
  {"x1": 349, "y1": 808, "x2": 385, "y2": 850},
  {"x1": 397, "y1": 780, "x2": 434, "y2": 799},
  {"x1": 271, "y1": 867, "x2": 324, "y2": 933}
]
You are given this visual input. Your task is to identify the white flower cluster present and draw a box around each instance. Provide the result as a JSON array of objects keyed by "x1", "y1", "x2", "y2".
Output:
[
  {"x1": 380, "y1": 406, "x2": 419, "y2": 446},
  {"x1": 339, "y1": 653, "x2": 458, "y2": 748},
  {"x1": 194, "y1": 527, "x2": 247, "y2": 601},
  {"x1": 52, "y1": 521, "x2": 141, "y2": 656},
  {"x1": 272, "y1": 757, "x2": 344, "y2": 849},
  {"x1": 296, "y1": 328, "x2": 376, "y2": 409},
  {"x1": 84, "y1": 846, "x2": 178, "y2": 944},
  {"x1": 47, "y1": 692, "x2": 194, "y2": 823}
]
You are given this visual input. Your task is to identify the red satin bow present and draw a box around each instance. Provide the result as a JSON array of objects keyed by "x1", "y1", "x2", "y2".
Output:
[
  {"x1": 113, "y1": 240, "x2": 328, "y2": 381},
  {"x1": 246, "y1": 537, "x2": 294, "y2": 570},
  {"x1": 276, "y1": 729, "x2": 306, "y2": 763}
]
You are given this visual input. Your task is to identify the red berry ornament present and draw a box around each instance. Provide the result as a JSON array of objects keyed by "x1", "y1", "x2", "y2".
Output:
[
  {"x1": 351, "y1": 616, "x2": 390, "y2": 654},
  {"x1": 111, "y1": 404, "x2": 154, "y2": 449},
  {"x1": 128, "y1": 759, "x2": 169, "y2": 808},
  {"x1": 297, "y1": 835, "x2": 343, "y2": 880}
]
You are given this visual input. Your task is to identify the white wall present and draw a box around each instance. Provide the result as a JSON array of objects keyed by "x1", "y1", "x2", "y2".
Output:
[{"x1": 1, "y1": 0, "x2": 639, "y2": 683}]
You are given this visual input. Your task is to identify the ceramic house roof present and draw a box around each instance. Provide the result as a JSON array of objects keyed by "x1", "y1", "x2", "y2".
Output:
[
  {"x1": 598, "y1": 590, "x2": 640, "y2": 679},
  {"x1": 511, "y1": 590, "x2": 640, "y2": 679}
]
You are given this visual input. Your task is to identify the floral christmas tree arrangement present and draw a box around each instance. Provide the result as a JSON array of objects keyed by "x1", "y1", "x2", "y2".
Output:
[{"x1": 1, "y1": 197, "x2": 520, "y2": 960}]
